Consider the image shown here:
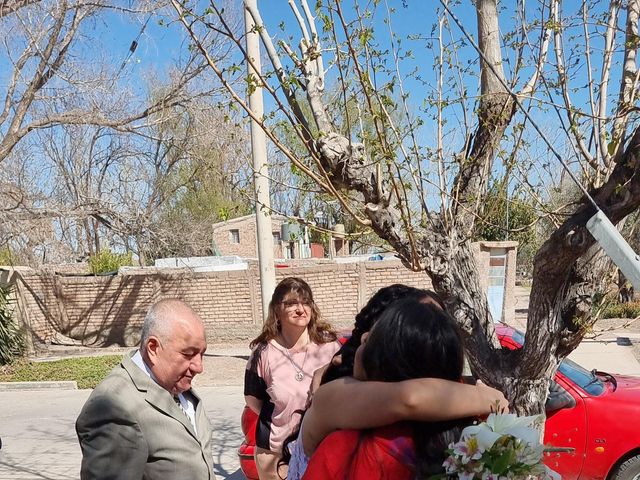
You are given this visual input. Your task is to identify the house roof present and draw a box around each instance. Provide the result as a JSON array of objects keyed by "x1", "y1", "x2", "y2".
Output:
[{"x1": 211, "y1": 213, "x2": 290, "y2": 230}]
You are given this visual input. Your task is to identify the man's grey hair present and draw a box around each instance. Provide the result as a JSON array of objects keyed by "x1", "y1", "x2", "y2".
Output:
[{"x1": 140, "y1": 299, "x2": 190, "y2": 348}]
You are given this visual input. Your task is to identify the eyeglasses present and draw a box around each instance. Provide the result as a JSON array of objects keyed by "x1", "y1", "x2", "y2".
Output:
[{"x1": 281, "y1": 300, "x2": 312, "y2": 310}]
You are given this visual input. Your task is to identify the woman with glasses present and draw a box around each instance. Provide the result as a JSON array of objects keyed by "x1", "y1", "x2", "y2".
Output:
[{"x1": 244, "y1": 277, "x2": 340, "y2": 480}]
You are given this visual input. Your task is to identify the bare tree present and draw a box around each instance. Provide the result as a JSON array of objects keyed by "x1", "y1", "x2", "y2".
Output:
[
  {"x1": 0, "y1": 0, "x2": 251, "y2": 265},
  {"x1": 1, "y1": 1, "x2": 156, "y2": 163},
  {"x1": 138, "y1": 99, "x2": 253, "y2": 261},
  {"x1": 0, "y1": 92, "x2": 253, "y2": 265},
  {"x1": 170, "y1": 0, "x2": 640, "y2": 416},
  {"x1": 0, "y1": 0, "x2": 42, "y2": 19}
]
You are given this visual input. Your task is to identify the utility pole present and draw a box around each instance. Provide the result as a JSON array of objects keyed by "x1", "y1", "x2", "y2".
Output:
[{"x1": 245, "y1": 0, "x2": 276, "y2": 319}]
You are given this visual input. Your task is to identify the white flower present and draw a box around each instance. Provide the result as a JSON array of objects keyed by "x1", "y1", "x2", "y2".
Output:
[
  {"x1": 480, "y1": 473, "x2": 503, "y2": 480},
  {"x1": 459, "y1": 472, "x2": 476, "y2": 480},
  {"x1": 485, "y1": 412, "x2": 543, "y2": 443},
  {"x1": 514, "y1": 439, "x2": 545, "y2": 465},
  {"x1": 442, "y1": 455, "x2": 456, "y2": 473},
  {"x1": 442, "y1": 413, "x2": 551, "y2": 479},
  {"x1": 460, "y1": 422, "x2": 503, "y2": 450},
  {"x1": 452, "y1": 437, "x2": 484, "y2": 464}
]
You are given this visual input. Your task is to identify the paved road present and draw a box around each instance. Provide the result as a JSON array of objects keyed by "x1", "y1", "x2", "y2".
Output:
[
  {"x1": 2, "y1": 286, "x2": 640, "y2": 480},
  {"x1": 0, "y1": 386, "x2": 245, "y2": 480}
]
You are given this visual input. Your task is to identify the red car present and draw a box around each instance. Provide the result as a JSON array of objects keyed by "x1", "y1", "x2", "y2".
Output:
[
  {"x1": 238, "y1": 325, "x2": 640, "y2": 479},
  {"x1": 497, "y1": 325, "x2": 640, "y2": 480}
]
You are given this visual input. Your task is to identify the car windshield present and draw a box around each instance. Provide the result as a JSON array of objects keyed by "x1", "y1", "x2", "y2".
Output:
[
  {"x1": 509, "y1": 328, "x2": 605, "y2": 396},
  {"x1": 557, "y1": 358, "x2": 605, "y2": 396}
]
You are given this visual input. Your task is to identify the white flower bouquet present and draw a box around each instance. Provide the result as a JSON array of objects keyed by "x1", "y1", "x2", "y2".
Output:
[{"x1": 441, "y1": 413, "x2": 560, "y2": 479}]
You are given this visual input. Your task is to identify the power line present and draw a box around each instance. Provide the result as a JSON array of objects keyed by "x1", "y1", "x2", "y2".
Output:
[{"x1": 114, "y1": 14, "x2": 152, "y2": 83}]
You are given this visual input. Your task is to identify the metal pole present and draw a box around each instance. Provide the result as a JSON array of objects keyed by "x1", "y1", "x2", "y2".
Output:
[{"x1": 245, "y1": 0, "x2": 276, "y2": 319}]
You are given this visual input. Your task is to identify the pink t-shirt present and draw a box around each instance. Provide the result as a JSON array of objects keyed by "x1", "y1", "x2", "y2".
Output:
[{"x1": 245, "y1": 339, "x2": 341, "y2": 452}]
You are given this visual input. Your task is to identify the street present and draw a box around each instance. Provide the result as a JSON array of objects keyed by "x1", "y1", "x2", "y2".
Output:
[
  {"x1": 0, "y1": 386, "x2": 245, "y2": 480},
  {"x1": 1, "y1": 335, "x2": 640, "y2": 480}
]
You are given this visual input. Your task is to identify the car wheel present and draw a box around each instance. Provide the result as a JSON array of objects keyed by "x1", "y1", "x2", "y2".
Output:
[{"x1": 611, "y1": 455, "x2": 640, "y2": 480}]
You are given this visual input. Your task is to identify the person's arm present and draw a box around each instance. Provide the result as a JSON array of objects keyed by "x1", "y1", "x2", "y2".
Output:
[
  {"x1": 76, "y1": 394, "x2": 147, "y2": 480},
  {"x1": 244, "y1": 348, "x2": 267, "y2": 414},
  {"x1": 245, "y1": 395, "x2": 263, "y2": 414},
  {"x1": 302, "y1": 377, "x2": 508, "y2": 455}
]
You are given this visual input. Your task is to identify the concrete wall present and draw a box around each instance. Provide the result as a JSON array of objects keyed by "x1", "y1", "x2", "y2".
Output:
[
  {"x1": 1, "y1": 242, "x2": 517, "y2": 349},
  {"x1": 475, "y1": 241, "x2": 518, "y2": 324}
]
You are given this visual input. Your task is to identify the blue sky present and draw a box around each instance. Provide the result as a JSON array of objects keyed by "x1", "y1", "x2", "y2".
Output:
[
  {"x1": 1, "y1": 0, "x2": 626, "y2": 204},
  {"x1": 0, "y1": 0, "x2": 630, "y2": 257}
]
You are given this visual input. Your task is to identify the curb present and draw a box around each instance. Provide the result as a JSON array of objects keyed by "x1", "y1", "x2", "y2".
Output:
[
  {"x1": 0, "y1": 381, "x2": 78, "y2": 391},
  {"x1": 582, "y1": 333, "x2": 640, "y2": 343}
]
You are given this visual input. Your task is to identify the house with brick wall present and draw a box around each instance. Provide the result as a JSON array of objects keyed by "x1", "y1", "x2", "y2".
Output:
[
  {"x1": 212, "y1": 214, "x2": 322, "y2": 259},
  {"x1": 212, "y1": 214, "x2": 287, "y2": 259}
]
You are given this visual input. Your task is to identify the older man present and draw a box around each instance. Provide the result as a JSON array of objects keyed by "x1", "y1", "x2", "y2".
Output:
[{"x1": 76, "y1": 299, "x2": 216, "y2": 480}]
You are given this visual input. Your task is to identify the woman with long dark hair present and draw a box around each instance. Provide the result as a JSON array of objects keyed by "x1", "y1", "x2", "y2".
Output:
[
  {"x1": 292, "y1": 298, "x2": 494, "y2": 479},
  {"x1": 321, "y1": 284, "x2": 445, "y2": 384},
  {"x1": 244, "y1": 277, "x2": 340, "y2": 480}
]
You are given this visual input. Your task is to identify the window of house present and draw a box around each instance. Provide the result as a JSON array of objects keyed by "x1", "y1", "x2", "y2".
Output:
[
  {"x1": 272, "y1": 232, "x2": 281, "y2": 243},
  {"x1": 230, "y1": 229, "x2": 240, "y2": 244}
]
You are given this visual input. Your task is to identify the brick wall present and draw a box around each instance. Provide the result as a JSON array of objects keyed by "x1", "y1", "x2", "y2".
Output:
[{"x1": 1, "y1": 242, "x2": 516, "y2": 349}]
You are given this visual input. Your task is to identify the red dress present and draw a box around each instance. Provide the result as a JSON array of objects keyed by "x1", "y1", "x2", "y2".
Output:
[{"x1": 302, "y1": 424, "x2": 415, "y2": 480}]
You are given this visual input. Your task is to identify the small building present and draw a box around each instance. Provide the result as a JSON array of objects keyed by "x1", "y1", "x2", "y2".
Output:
[
  {"x1": 212, "y1": 214, "x2": 318, "y2": 260},
  {"x1": 211, "y1": 214, "x2": 284, "y2": 258}
]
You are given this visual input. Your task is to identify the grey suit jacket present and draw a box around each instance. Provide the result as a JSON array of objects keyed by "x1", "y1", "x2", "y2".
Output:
[{"x1": 76, "y1": 352, "x2": 216, "y2": 480}]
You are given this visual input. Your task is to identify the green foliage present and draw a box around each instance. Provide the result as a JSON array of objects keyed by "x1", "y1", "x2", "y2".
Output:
[
  {"x1": 144, "y1": 109, "x2": 251, "y2": 261},
  {"x1": 0, "y1": 247, "x2": 16, "y2": 266},
  {"x1": 0, "y1": 355, "x2": 122, "y2": 389},
  {"x1": 308, "y1": 226, "x2": 328, "y2": 245},
  {"x1": 88, "y1": 249, "x2": 133, "y2": 275},
  {"x1": 476, "y1": 186, "x2": 539, "y2": 275},
  {"x1": 477, "y1": 190, "x2": 536, "y2": 244},
  {"x1": 148, "y1": 163, "x2": 250, "y2": 260},
  {"x1": 167, "y1": 166, "x2": 249, "y2": 225},
  {"x1": 0, "y1": 285, "x2": 25, "y2": 365},
  {"x1": 602, "y1": 301, "x2": 640, "y2": 319}
]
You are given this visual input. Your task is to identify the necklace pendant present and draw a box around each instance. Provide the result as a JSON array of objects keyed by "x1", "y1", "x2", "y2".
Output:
[{"x1": 295, "y1": 371, "x2": 304, "y2": 381}]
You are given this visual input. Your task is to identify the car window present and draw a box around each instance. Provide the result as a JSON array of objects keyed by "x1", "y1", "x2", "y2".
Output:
[
  {"x1": 510, "y1": 329, "x2": 525, "y2": 345},
  {"x1": 506, "y1": 326, "x2": 605, "y2": 396},
  {"x1": 545, "y1": 379, "x2": 576, "y2": 411},
  {"x1": 558, "y1": 357, "x2": 605, "y2": 396}
]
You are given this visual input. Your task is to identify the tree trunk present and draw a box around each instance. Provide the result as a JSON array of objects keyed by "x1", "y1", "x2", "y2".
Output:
[{"x1": 502, "y1": 376, "x2": 550, "y2": 415}]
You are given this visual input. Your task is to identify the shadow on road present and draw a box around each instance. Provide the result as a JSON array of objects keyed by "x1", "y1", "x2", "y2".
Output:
[
  {"x1": 0, "y1": 460, "x2": 76, "y2": 480},
  {"x1": 217, "y1": 467, "x2": 246, "y2": 480},
  {"x1": 210, "y1": 410, "x2": 244, "y2": 480}
]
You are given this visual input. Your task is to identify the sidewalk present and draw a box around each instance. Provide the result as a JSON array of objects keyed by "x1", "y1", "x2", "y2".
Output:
[
  {"x1": 510, "y1": 316, "x2": 640, "y2": 376},
  {"x1": 0, "y1": 386, "x2": 245, "y2": 480},
  {"x1": 570, "y1": 337, "x2": 640, "y2": 376},
  {"x1": 512, "y1": 285, "x2": 640, "y2": 375}
]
